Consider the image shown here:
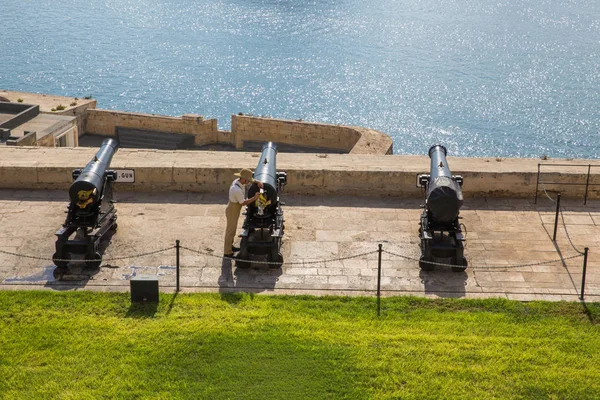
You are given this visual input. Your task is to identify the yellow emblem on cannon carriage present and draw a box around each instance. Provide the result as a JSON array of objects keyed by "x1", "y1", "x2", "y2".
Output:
[
  {"x1": 76, "y1": 189, "x2": 95, "y2": 209},
  {"x1": 255, "y1": 191, "x2": 271, "y2": 216}
]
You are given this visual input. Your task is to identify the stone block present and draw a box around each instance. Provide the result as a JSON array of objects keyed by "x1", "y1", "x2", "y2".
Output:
[
  {"x1": 134, "y1": 166, "x2": 174, "y2": 185},
  {"x1": 37, "y1": 166, "x2": 73, "y2": 184},
  {"x1": 172, "y1": 167, "x2": 197, "y2": 184},
  {"x1": 0, "y1": 164, "x2": 38, "y2": 188}
]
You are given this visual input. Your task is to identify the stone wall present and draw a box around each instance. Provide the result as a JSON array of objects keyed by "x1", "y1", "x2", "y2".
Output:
[
  {"x1": 83, "y1": 111, "x2": 393, "y2": 154},
  {"x1": 1, "y1": 147, "x2": 599, "y2": 200},
  {"x1": 231, "y1": 115, "x2": 393, "y2": 154},
  {"x1": 0, "y1": 91, "x2": 97, "y2": 137},
  {"x1": 85, "y1": 109, "x2": 222, "y2": 146},
  {"x1": 53, "y1": 101, "x2": 97, "y2": 138}
]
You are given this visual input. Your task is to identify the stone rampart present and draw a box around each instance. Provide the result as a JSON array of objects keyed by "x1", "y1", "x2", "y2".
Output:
[
  {"x1": 231, "y1": 115, "x2": 393, "y2": 154},
  {"x1": 85, "y1": 109, "x2": 224, "y2": 146},
  {"x1": 1, "y1": 147, "x2": 598, "y2": 200},
  {"x1": 83, "y1": 111, "x2": 393, "y2": 154}
]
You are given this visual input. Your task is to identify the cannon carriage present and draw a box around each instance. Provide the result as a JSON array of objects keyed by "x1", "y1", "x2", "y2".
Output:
[
  {"x1": 417, "y1": 144, "x2": 467, "y2": 272},
  {"x1": 53, "y1": 139, "x2": 119, "y2": 274},
  {"x1": 237, "y1": 142, "x2": 287, "y2": 268}
]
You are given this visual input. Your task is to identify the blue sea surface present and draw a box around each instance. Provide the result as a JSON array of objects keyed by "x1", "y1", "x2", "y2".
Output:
[{"x1": 1, "y1": 0, "x2": 599, "y2": 158}]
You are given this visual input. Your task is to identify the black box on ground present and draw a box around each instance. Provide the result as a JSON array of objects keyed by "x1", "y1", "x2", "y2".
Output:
[{"x1": 130, "y1": 274, "x2": 159, "y2": 303}]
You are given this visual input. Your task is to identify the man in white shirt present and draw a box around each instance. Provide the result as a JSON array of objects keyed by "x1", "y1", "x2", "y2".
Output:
[{"x1": 224, "y1": 168, "x2": 263, "y2": 257}]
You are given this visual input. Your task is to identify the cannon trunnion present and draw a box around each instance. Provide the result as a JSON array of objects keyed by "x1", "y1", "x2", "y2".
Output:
[
  {"x1": 237, "y1": 142, "x2": 287, "y2": 268},
  {"x1": 417, "y1": 145, "x2": 467, "y2": 272},
  {"x1": 53, "y1": 139, "x2": 119, "y2": 275}
]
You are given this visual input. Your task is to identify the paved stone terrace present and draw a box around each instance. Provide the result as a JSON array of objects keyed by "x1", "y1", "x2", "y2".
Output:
[{"x1": 0, "y1": 190, "x2": 598, "y2": 302}]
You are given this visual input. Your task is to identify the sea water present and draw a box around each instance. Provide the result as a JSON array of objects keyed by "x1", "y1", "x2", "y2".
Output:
[{"x1": 1, "y1": 0, "x2": 599, "y2": 158}]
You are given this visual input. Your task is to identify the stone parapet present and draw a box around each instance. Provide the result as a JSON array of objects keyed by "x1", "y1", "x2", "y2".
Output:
[
  {"x1": 85, "y1": 109, "x2": 221, "y2": 146},
  {"x1": 0, "y1": 147, "x2": 598, "y2": 199},
  {"x1": 231, "y1": 115, "x2": 393, "y2": 154}
]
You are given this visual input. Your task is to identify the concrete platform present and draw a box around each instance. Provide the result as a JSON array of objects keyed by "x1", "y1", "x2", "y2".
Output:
[{"x1": 0, "y1": 190, "x2": 598, "y2": 302}]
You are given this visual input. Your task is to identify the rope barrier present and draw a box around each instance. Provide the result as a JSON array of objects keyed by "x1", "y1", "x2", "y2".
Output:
[
  {"x1": 0, "y1": 243, "x2": 583, "y2": 271},
  {"x1": 382, "y1": 249, "x2": 583, "y2": 270},
  {"x1": 559, "y1": 206, "x2": 586, "y2": 255},
  {"x1": 540, "y1": 180, "x2": 557, "y2": 203},
  {"x1": 539, "y1": 179, "x2": 586, "y2": 255},
  {"x1": 0, "y1": 246, "x2": 176, "y2": 264},
  {"x1": 179, "y1": 245, "x2": 379, "y2": 266}
]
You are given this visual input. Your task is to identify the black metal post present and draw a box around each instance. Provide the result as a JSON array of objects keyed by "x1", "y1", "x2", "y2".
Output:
[
  {"x1": 377, "y1": 243, "x2": 382, "y2": 317},
  {"x1": 534, "y1": 163, "x2": 540, "y2": 204},
  {"x1": 553, "y1": 193, "x2": 561, "y2": 242},
  {"x1": 584, "y1": 165, "x2": 591, "y2": 205},
  {"x1": 580, "y1": 247, "x2": 589, "y2": 301},
  {"x1": 176, "y1": 240, "x2": 180, "y2": 293}
]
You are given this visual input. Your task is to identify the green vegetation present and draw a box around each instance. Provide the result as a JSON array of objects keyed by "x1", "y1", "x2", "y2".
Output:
[
  {"x1": 69, "y1": 101, "x2": 77, "y2": 107},
  {"x1": 0, "y1": 292, "x2": 599, "y2": 399},
  {"x1": 55, "y1": 104, "x2": 66, "y2": 111},
  {"x1": 17, "y1": 98, "x2": 23, "y2": 103}
]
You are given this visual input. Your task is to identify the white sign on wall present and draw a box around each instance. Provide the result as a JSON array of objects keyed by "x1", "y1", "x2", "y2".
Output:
[{"x1": 114, "y1": 169, "x2": 135, "y2": 183}]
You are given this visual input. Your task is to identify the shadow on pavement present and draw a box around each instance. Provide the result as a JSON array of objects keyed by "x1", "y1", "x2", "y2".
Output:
[
  {"x1": 419, "y1": 267, "x2": 468, "y2": 298},
  {"x1": 218, "y1": 257, "x2": 282, "y2": 294}
]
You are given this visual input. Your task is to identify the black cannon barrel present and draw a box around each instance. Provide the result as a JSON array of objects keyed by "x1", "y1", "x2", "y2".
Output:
[
  {"x1": 426, "y1": 144, "x2": 463, "y2": 223},
  {"x1": 68, "y1": 138, "x2": 119, "y2": 208},
  {"x1": 248, "y1": 142, "x2": 278, "y2": 213}
]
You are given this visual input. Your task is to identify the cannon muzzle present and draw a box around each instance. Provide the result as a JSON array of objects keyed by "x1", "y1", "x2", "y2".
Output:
[{"x1": 68, "y1": 138, "x2": 119, "y2": 208}]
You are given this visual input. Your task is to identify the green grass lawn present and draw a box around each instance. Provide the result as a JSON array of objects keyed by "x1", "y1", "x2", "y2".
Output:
[{"x1": 0, "y1": 291, "x2": 599, "y2": 400}]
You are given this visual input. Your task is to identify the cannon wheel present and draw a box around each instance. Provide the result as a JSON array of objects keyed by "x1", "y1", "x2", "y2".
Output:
[
  {"x1": 52, "y1": 252, "x2": 70, "y2": 269},
  {"x1": 419, "y1": 256, "x2": 434, "y2": 271},
  {"x1": 268, "y1": 238, "x2": 283, "y2": 268},
  {"x1": 451, "y1": 257, "x2": 468, "y2": 272},
  {"x1": 268, "y1": 253, "x2": 283, "y2": 269},
  {"x1": 236, "y1": 237, "x2": 251, "y2": 268},
  {"x1": 85, "y1": 252, "x2": 102, "y2": 269},
  {"x1": 110, "y1": 216, "x2": 118, "y2": 231}
]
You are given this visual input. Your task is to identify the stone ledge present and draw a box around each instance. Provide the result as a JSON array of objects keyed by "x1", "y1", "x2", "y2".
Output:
[{"x1": 0, "y1": 147, "x2": 598, "y2": 199}]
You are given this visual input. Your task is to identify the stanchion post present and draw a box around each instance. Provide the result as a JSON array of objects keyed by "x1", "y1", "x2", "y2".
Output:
[
  {"x1": 580, "y1": 247, "x2": 589, "y2": 301},
  {"x1": 377, "y1": 243, "x2": 382, "y2": 317},
  {"x1": 553, "y1": 193, "x2": 561, "y2": 242},
  {"x1": 176, "y1": 240, "x2": 180, "y2": 293}
]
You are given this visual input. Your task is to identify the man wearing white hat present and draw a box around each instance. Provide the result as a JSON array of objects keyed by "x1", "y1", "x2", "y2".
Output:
[{"x1": 224, "y1": 168, "x2": 263, "y2": 257}]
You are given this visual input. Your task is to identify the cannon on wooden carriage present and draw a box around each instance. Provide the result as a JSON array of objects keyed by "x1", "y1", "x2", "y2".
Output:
[
  {"x1": 417, "y1": 144, "x2": 467, "y2": 272},
  {"x1": 237, "y1": 142, "x2": 287, "y2": 268},
  {"x1": 53, "y1": 139, "x2": 119, "y2": 274}
]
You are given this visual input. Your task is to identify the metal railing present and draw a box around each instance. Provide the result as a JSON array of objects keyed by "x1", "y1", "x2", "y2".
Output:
[{"x1": 535, "y1": 163, "x2": 600, "y2": 204}]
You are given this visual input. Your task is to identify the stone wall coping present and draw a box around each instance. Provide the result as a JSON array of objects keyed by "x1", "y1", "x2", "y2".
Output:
[
  {"x1": 1, "y1": 146, "x2": 594, "y2": 171},
  {"x1": 0, "y1": 90, "x2": 95, "y2": 113},
  {"x1": 1, "y1": 147, "x2": 599, "y2": 198}
]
